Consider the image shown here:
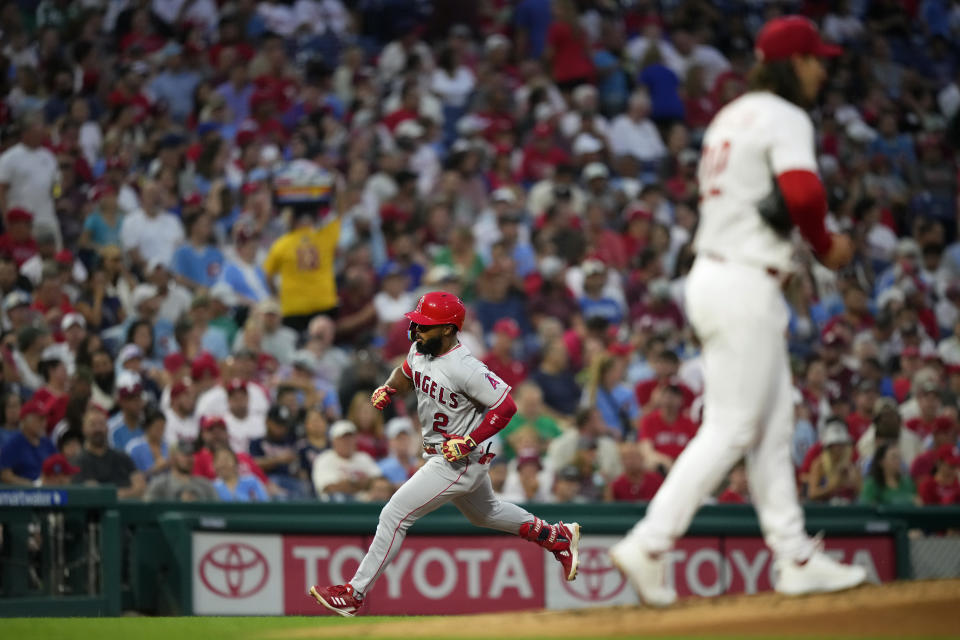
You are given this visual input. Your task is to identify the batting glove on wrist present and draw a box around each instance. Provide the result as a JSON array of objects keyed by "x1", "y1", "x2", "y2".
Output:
[
  {"x1": 370, "y1": 385, "x2": 397, "y2": 411},
  {"x1": 441, "y1": 435, "x2": 477, "y2": 463}
]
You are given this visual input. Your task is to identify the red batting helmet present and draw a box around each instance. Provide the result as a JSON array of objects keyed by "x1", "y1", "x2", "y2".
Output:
[{"x1": 404, "y1": 291, "x2": 466, "y2": 330}]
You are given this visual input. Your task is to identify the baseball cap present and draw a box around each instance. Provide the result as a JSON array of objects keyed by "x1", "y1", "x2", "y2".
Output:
[
  {"x1": 385, "y1": 416, "x2": 414, "y2": 440},
  {"x1": 19, "y1": 396, "x2": 46, "y2": 419},
  {"x1": 648, "y1": 278, "x2": 671, "y2": 299},
  {"x1": 873, "y1": 396, "x2": 900, "y2": 418},
  {"x1": 572, "y1": 132, "x2": 603, "y2": 155},
  {"x1": 42, "y1": 454, "x2": 80, "y2": 477},
  {"x1": 171, "y1": 438, "x2": 196, "y2": 456},
  {"x1": 395, "y1": 119, "x2": 425, "y2": 139},
  {"x1": 164, "y1": 352, "x2": 187, "y2": 374},
  {"x1": 209, "y1": 282, "x2": 237, "y2": 307},
  {"x1": 557, "y1": 465, "x2": 581, "y2": 482},
  {"x1": 118, "y1": 344, "x2": 143, "y2": 366},
  {"x1": 256, "y1": 299, "x2": 281, "y2": 315},
  {"x1": 3, "y1": 290, "x2": 31, "y2": 311},
  {"x1": 754, "y1": 16, "x2": 843, "y2": 62},
  {"x1": 491, "y1": 187, "x2": 517, "y2": 204},
  {"x1": 821, "y1": 421, "x2": 852, "y2": 447},
  {"x1": 582, "y1": 162, "x2": 609, "y2": 181},
  {"x1": 291, "y1": 349, "x2": 318, "y2": 374},
  {"x1": 225, "y1": 378, "x2": 247, "y2": 395},
  {"x1": 5, "y1": 207, "x2": 33, "y2": 223},
  {"x1": 515, "y1": 448, "x2": 542, "y2": 470},
  {"x1": 539, "y1": 255, "x2": 566, "y2": 278},
  {"x1": 170, "y1": 379, "x2": 190, "y2": 400},
  {"x1": 933, "y1": 416, "x2": 958, "y2": 434},
  {"x1": 131, "y1": 283, "x2": 160, "y2": 309},
  {"x1": 582, "y1": 259, "x2": 606, "y2": 277},
  {"x1": 329, "y1": 420, "x2": 357, "y2": 439},
  {"x1": 492, "y1": 318, "x2": 522, "y2": 339},
  {"x1": 190, "y1": 352, "x2": 220, "y2": 380},
  {"x1": 116, "y1": 373, "x2": 143, "y2": 398},
  {"x1": 267, "y1": 404, "x2": 295, "y2": 428},
  {"x1": 61, "y1": 312, "x2": 86, "y2": 332},
  {"x1": 200, "y1": 415, "x2": 227, "y2": 430}
]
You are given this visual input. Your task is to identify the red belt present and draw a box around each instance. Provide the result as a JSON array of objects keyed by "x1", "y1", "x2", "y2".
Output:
[{"x1": 701, "y1": 251, "x2": 788, "y2": 282}]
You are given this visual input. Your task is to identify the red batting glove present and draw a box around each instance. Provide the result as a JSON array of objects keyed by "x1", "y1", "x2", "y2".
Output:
[{"x1": 370, "y1": 385, "x2": 397, "y2": 411}]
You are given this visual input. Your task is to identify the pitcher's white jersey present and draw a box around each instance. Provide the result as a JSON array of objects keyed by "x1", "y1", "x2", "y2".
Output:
[
  {"x1": 401, "y1": 340, "x2": 511, "y2": 448},
  {"x1": 694, "y1": 91, "x2": 819, "y2": 273}
]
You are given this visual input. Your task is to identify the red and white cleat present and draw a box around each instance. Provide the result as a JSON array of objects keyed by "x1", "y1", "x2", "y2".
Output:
[
  {"x1": 309, "y1": 583, "x2": 362, "y2": 617},
  {"x1": 552, "y1": 521, "x2": 581, "y2": 581}
]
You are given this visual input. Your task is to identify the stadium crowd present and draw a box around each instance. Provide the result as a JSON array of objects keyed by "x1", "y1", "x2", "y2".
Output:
[{"x1": 0, "y1": 0, "x2": 959, "y2": 508}]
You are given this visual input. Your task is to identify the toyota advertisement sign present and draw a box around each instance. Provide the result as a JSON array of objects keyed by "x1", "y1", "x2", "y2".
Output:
[{"x1": 191, "y1": 532, "x2": 895, "y2": 615}]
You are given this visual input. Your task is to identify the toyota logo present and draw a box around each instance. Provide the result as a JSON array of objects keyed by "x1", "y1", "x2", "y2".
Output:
[
  {"x1": 199, "y1": 542, "x2": 269, "y2": 598},
  {"x1": 560, "y1": 546, "x2": 628, "y2": 602}
]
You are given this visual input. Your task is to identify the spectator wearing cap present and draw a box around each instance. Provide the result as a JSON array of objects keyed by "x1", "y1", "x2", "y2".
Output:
[
  {"x1": 577, "y1": 259, "x2": 625, "y2": 326},
  {"x1": 547, "y1": 406, "x2": 623, "y2": 482},
  {"x1": 193, "y1": 415, "x2": 270, "y2": 485},
  {"x1": 502, "y1": 447, "x2": 554, "y2": 503},
  {"x1": 498, "y1": 382, "x2": 563, "y2": 460},
  {"x1": 125, "y1": 409, "x2": 169, "y2": 478},
  {"x1": 874, "y1": 238, "x2": 923, "y2": 300},
  {"x1": 193, "y1": 352, "x2": 264, "y2": 420},
  {"x1": 806, "y1": 419, "x2": 862, "y2": 504},
  {"x1": 18, "y1": 226, "x2": 56, "y2": 287},
  {"x1": 561, "y1": 85, "x2": 611, "y2": 142},
  {"x1": 633, "y1": 348, "x2": 695, "y2": 413},
  {"x1": 163, "y1": 378, "x2": 199, "y2": 447},
  {"x1": 519, "y1": 123, "x2": 570, "y2": 185},
  {"x1": 0, "y1": 111, "x2": 61, "y2": 247},
  {"x1": 234, "y1": 299, "x2": 298, "y2": 365},
  {"x1": 551, "y1": 464, "x2": 587, "y2": 503},
  {"x1": 74, "y1": 408, "x2": 146, "y2": 499},
  {"x1": 79, "y1": 183, "x2": 123, "y2": 250},
  {"x1": 218, "y1": 223, "x2": 271, "y2": 306},
  {"x1": 905, "y1": 379, "x2": 944, "y2": 437},
  {"x1": 582, "y1": 349, "x2": 638, "y2": 440},
  {"x1": 119, "y1": 179, "x2": 186, "y2": 272},
  {"x1": 607, "y1": 442, "x2": 664, "y2": 502},
  {"x1": 0, "y1": 208, "x2": 38, "y2": 267},
  {"x1": 628, "y1": 278, "x2": 684, "y2": 345},
  {"x1": 28, "y1": 261, "x2": 75, "y2": 331},
  {"x1": 0, "y1": 397, "x2": 56, "y2": 485},
  {"x1": 108, "y1": 372, "x2": 145, "y2": 451},
  {"x1": 857, "y1": 397, "x2": 923, "y2": 471},
  {"x1": 377, "y1": 417, "x2": 420, "y2": 485},
  {"x1": 32, "y1": 348, "x2": 70, "y2": 433},
  {"x1": 171, "y1": 212, "x2": 225, "y2": 292},
  {"x1": 483, "y1": 319, "x2": 529, "y2": 390},
  {"x1": 144, "y1": 438, "x2": 218, "y2": 502},
  {"x1": 148, "y1": 42, "x2": 202, "y2": 122},
  {"x1": 12, "y1": 326, "x2": 52, "y2": 392},
  {"x1": 910, "y1": 418, "x2": 960, "y2": 482},
  {"x1": 223, "y1": 378, "x2": 267, "y2": 455},
  {"x1": 848, "y1": 380, "x2": 880, "y2": 444},
  {"x1": 311, "y1": 420, "x2": 382, "y2": 501},
  {"x1": 609, "y1": 89, "x2": 667, "y2": 168},
  {"x1": 41, "y1": 453, "x2": 80, "y2": 486},
  {"x1": 250, "y1": 404, "x2": 307, "y2": 498},
  {"x1": 282, "y1": 349, "x2": 341, "y2": 420},
  {"x1": 212, "y1": 446, "x2": 270, "y2": 503},
  {"x1": 860, "y1": 442, "x2": 918, "y2": 506},
  {"x1": 638, "y1": 382, "x2": 699, "y2": 475},
  {"x1": 918, "y1": 446, "x2": 960, "y2": 505},
  {"x1": 0, "y1": 290, "x2": 29, "y2": 336}
]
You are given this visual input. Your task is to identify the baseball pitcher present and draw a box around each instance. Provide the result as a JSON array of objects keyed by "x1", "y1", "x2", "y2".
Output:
[
  {"x1": 310, "y1": 292, "x2": 580, "y2": 616},
  {"x1": 610, "y1": 17, "x2": 867, "y2": 606}
]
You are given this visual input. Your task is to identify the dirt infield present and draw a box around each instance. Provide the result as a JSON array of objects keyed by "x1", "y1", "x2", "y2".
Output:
[{"x1": 273, "y1": 579, "x2": 960, "y2": 639}]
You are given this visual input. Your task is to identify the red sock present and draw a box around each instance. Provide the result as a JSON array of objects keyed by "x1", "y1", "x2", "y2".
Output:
[{"x1": 518, "y1": 518, "x2": 569, "y2": 552}]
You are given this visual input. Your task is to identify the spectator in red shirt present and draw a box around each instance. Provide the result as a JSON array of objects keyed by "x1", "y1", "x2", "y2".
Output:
[
  {"x1": 819, "y1": 330, "x2": 856, "y2": 398},
  {"x1": 607, "y1": 442, "x2": 663, "y2": 502},
  {"x1": 847, "y1": 380, "x2": 879, "y2": 443},
  {"x1": 483, "y1": 318, "x2": 529, "y2": 389},
  {"x1": 620, "y1": 205, "x2": 653, "y2": 258},
  {"x1": 910, "y1": 419, "x2": 959, "y2": 482},
  {"x1": 628, "y1": 279, "x2": 685, "y2": 343},
  {"x1": 31, "y1": 264, "x2": 75, "y2": 335},
  {"x1": 637, "y1": 383, "x2": 698, "y2": 474},
  {"x1": 918, "y1": 449, "x2": 960, "y2": 505},
  {"x1": 904, "y1": 379, "x2": 942, "y2": 437},
  {"x1": 544, "y1": 0, "x2": 595, "y2": 91},
  {"x1": 823, "y1": 284, "x2": 875, "y2": 336},
  {"x1": 717, "y1": 460, "x2": 750, "y2": 504},
  {"x1": 519, "y1": 123, "x2": 569, "y2": 184},
  {"x1": 382, "y1": 80, "x2": 421, "y2": 133},
  {"x1": 634, "y1": 348, "x2": 695, "y2": 413},
  {"x1": 32, "y1": 353, "x2": 69, "y2": 435},
  {"x1": 192, "y1": 415, "x2": 269, "y2": 484},
  {"x1": 0, "y1": 208, "x2": 37, "y2": 267}
]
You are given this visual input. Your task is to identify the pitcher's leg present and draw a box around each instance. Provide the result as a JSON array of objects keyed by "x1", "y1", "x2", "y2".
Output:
[
  {"x1": 350, "y1": 458, "x2": 470, "y2": 595},
  {"x1": 746, "y1": 345, "x2": 815, "y2": 562}
]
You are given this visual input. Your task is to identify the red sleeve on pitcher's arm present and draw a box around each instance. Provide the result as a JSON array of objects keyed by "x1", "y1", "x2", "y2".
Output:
[
  {"x1": 776, "y1": 169, "x2": 833, "y2": 258},
  {"x1": 468, "y1": 394, "x2": 517, "y2": 444}
]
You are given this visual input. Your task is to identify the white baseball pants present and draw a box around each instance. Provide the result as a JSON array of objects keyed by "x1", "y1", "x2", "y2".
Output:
[
  {"x1": 626, "y1": 258, "x2": 815, "y2": 562},
  {"x1": 349, "y1": 452, "x2": 534, "y2": 596}
]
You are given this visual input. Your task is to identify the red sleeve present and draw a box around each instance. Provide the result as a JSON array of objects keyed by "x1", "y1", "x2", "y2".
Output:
[
  {"x1": 918, "y1": 477, "x2": 937, "y2": 505},
  {"x1": 775, "y1": 169, "x2": 833, "y2": 258},
  {"x1": 468, "y1": 394, "x2": 517, "y2": 445},
  {"x1": 401, "y1": 359, "x2": 413, "y2": 379}
]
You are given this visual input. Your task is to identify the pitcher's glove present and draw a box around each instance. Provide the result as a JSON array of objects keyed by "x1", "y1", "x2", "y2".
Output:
[
  {"x1": 441, "y1": 435, "x2": 477, "y2": 463},
  {"x1": 370, "y1": 385, "x2": 397, "y2": 411}
]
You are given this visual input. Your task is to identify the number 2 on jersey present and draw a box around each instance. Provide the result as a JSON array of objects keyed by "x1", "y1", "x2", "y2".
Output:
[
  {"x1": 432, "y1": 412, "x2": 449, "y2": 434},
  {"x1": 699, "y1": 139, "x2": 730, "y2": 199}
]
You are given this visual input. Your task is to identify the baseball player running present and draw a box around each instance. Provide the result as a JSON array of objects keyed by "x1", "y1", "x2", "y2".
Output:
[
  {"x1": 610, "y1": 17, "x2": 866, "y2": 606},
  {"x1": 310, "y1": 292, "x2": 580, "y2": 616}
]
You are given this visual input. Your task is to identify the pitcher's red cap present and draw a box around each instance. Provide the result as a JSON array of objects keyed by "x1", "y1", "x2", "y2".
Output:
[{"x1": 755, "y1": 16, "x2": 842, "y2": 62}]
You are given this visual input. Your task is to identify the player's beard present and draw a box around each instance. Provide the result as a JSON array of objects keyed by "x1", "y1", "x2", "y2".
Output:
[{"x1": 415, "y1": 335, "x2": 443, "y2": 356}]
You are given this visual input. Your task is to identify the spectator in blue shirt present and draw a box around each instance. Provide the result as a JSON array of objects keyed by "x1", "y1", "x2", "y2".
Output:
[
  {"x1": 0, "y1": 397, "x2": 57, "y2": 484},
  {"x1": 249, "y1": 405, "x2": 308, "y2": 499},
  {"x1": 213, "y1": 446, "x2": 270, "y2": 502},
  {"x1": 581, "y1": 350, "x2": 639, "y2": 440},
  {"x1": 377, "y1": 417, "x2": 420, "y2": 485},
  {"x1": 0, "y1": 391, "x2": 22, "y2": 452},
  {"x1": 514, "y1": 0, "x2": 552, "y2": 59},
  {"x1": 638, "y1": 46, "x2": 684, "y2": 126},
  {"x1": 216, "y1": 64, "x2": 254, "y2": 127},
  {"x1": 126, "y1": 409, "x2": 169, "y2": 479},
  {"x1": 171, "y1": 213, "x2": 225, "y2": 292},
  {"x1": 530, "y1": 339, "x2": 582, "y2": 418},
  {"x1": 80, "y1": 184, "x2": 124, "y2": 250},
  {"x1": 219, "y1": 223, "x2": 271, "y2": 306},
  {"x1": 578, "y1": 260, "x2": 625, "y2": 326},
  {"x1": 107, "y1": 374, "x2": 144, "y2": 452},
  {"x1": 148, "y1": 42, "x2": 202, "y2": 122}
]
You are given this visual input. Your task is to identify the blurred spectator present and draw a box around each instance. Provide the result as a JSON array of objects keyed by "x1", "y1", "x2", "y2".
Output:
[
  {"x1": 499, "y1": 382, "x2": 563, "y2": 460},
  {"x1": 311, "y1": 420, "x2": 382, "y2": 501},
  {"x1": 633, "y1": 348, "x2": 694, "y2": 413},
  {"x1": 119, "y1": 179, "x2": 186, "y2": 272},
  {"x1": 637, "y1": 383, "x2": 698, "y2": 475},
  {"x1": 530, "y1": 338, "x2": 580, "y2": 417},
  {"x1": 40, "y1": 453, "x2": 80, "y2": 486},
  {"x1": 212, "y1": 446, "x2": 270, "y2": 503},
  {"x1": 552, "y1": 464, "x2": 588, "y2": 503},
  {"x1": 861, "y1": 443, "x2": 918, "y2": 506},
  {"x1": 918, "y1": 447, "x2": 960, "y2": 505},
  {"x1": 717, "y1": 460, "x2": 750, "y2": 504},
  {"x1": 378, "y1": 417, "x2": 420, "y2": 486},
  {"x1": 126, "y1": 409, "x2": 170, "y2": 479},
  {"x1": 171, "y1": 213, "x2": 225, "y2": 292},
  {"x1": 502, "y1": 448, "x2": 553, "y2": 503},
  {"x1": 547, "y1": 407, "x2": 622, "y2": 482},
  {"x1": 0, "y1": 397, "x2": 55, "y2": 485},
  {"x1": 911, "y1": 418, "x2": 960, "y2": 481},
  {"x1": 807, "y1": 420, "x2": 862, "y2": 504},
  {"x1": 581, "y1": 349, "x2": 638, "y2": 440},
  {"x1": 74, "y1": 408, "x2": 145, "y2": 499},
  {"x1": 0, "y1": 391, "x2": 21, "y2": 451},
  {"x1": 0, "y1": 208, "x2": 39, "y2": 267},
  {"x1": 544, "y1": 0, "x2": 595, "y2": 91},
  {"x1": 905, "y1": 379, "x2": 944, "y2": 437},
  {"x1": 346, "y1": 391, "x2": 387, "y2": 459},
  {"x1": 144, "y1": 439, "x2": 218, "y2": 502},
  {"x1": 108, "y1": 373, "x2": 145, "y2": 451},
  {"x1": 250, "y1": 404, "x2": 307, "y2": 498},
  {"x1": 483, "y1": 318, "x2": 529, "y2": 390},
  {"x1": 857, "y1": 397, "x2": 924, "y2": 469},
  {"x1": 607, "y1": 442, "x2": 663, "y2": 502},
  {"x1": 0, "y1": 112, "x2": 60, "y2": 246},
  {"x1": 609, "y1": 89, "x2": 666, "y2": 167},
  {"x1": 222, "y1": 377, "x2": 266, "y2": 454}
]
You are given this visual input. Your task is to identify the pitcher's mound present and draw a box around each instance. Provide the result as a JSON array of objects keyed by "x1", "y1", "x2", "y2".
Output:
[{"x1": 276, "y1": 579, "x2": 960, "y2": 638}]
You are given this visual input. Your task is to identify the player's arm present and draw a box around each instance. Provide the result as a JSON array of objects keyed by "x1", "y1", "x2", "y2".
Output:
[
  {"x1": 441, "y1": 393, "x2": 518, "y2": 463},
  {"x1": 370, "y1": 364, "x2": 414, "y2": 410}
]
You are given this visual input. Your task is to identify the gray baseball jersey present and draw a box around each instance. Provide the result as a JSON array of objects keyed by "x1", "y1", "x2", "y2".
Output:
[{"x1": 400, "y1": 340, "x2": 511, "y2": 448}]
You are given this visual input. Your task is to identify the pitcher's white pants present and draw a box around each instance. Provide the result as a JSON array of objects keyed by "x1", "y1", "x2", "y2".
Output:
[
  {"x1": 626, "y1": 258, "x2": 815, "y2": 562},
  {"x1": 350, "y1": 452, "x2": 533, "y2": 596}
]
